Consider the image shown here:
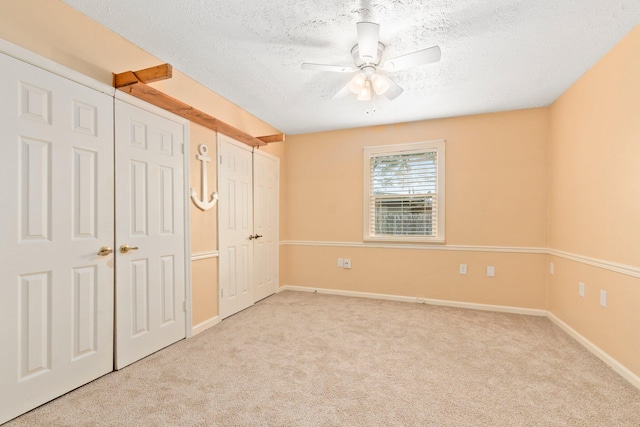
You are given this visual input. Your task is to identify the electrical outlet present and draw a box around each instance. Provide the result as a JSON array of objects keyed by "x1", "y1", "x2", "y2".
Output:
[
  {"x1": 550, "y1": 262, "x2": 555, "y2": 275},
  {"x1": 600, "y1": 290, "x2": 607, "y2": 307},
  {"x1": 579, "y1": 282, "x2": 585, "y2": 297},
  {"x1": 459, "y1": 264, "x2": 467, "y2": 275},
  {"x1": 337, "y1": 258, "x2": 344, "y2": 268},
  {"x1": 343, "y1": 259, "x2": 352, "y2": 269},
  {"x1": 486, "y1": 266, "x2": 495, "y2": 277}
]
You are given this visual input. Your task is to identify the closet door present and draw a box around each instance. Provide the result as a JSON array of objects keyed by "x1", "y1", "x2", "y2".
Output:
[
  {"x1": 218, "y1": 135, "x2": 254, "y2": 319},
  {"x1": 0, "y1": 53, "x2": 114, "y2": 424},
  {"x1": 114, "y1": 99, "x2": 187, "y2": 369},
  {"x1": 253, "y1": 150, "x2": 279, "y2": 302}
]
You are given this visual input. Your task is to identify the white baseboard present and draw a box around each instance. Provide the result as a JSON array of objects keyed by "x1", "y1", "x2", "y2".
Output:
[
  {"x1": 547, "y1": 312, "x2": 640, "y2": 390},
  {"x1": 191, "y1": 316, "x2": 220, "y2": 336},
  {"x1": 278, "y1": 285, "x2": 547, "y2": 316}
]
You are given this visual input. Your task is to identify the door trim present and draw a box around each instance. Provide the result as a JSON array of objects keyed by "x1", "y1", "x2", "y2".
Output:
[{"x1": 115, "y1": 91, "x2": 193, "y2": 339}]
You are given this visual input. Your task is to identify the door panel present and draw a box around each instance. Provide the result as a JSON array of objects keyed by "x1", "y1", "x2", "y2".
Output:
[
  {"x1": 114, "y1": 100, "x2": 186, "y2": 369},
  {"x1": 218, "y1": 136, "x2": 254, "y2": 319},
  {"x1": 253, "y1": 151, "x2": 279, "y2": 302},
  {"x1": 0, "y1": 53, "x2": 114, "y2": 424}
]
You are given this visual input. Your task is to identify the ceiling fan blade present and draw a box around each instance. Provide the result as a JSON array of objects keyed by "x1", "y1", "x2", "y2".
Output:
[
  {"x1": 331, "y1": 82, "x2": 353, "y2": 100},
  {"x1": 382, "y1": 46, "x2": 441, "y2": 72},
  {"x1": 301, "y1": 63, "x2": 356, "y2": 73},
  {"x1": 380, "y1": 75, "x2": 404, "y2": 100},
  {"x1": 356, "y1": 22, "x2": 380, "y2": 63}
]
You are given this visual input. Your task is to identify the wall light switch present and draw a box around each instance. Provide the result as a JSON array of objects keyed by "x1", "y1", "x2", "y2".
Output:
[
  {"x1": 343, "y1": 259, "x2": 352, "y2": 269},
  {"x1": 550, "y1": 262, "x2": 555, "y2": 275},
  {"x1": 337, "y1": 258, "x2": 344, "y2": 268},
  {"x1": 579, "y1": 282, "x2": 585, "y2": 297},
  {"x1": 459, "y1": 264, "x2": 467, "y2": 275},
  {"x1": 486, "y1": 266, "x2": 495, "y2": 277},
  {"x1": 600, "y1": 290, "x2": 607, "y2": 307}
]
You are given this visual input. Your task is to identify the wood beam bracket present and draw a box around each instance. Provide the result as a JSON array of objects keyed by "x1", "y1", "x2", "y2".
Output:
[{"x1": 256, "y1": 134, "x2": 286, "y2": 144}]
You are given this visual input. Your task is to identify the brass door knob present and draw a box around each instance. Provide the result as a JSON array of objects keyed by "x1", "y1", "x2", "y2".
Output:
[
  {"x1": 119, "y1": 244, "x2": 139, "y2": 254},
  {"x1": 97, "y1": 246, "x2": 113, "y2": 256}
]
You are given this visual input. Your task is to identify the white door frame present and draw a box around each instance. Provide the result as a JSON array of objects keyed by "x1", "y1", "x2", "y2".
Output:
[{"x1": 114, "y1": 91, "x2": 193, "y2": 339}]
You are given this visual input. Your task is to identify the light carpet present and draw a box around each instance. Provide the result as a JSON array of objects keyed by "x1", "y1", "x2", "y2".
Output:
[{"x1": 6, "y1": 290, "x2": 640, "y2": 426}]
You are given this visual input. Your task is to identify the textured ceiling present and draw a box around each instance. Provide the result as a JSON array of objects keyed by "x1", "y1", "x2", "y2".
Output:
[{"x1": 61, "y1": 0, "x2": 639, "y2": 135}]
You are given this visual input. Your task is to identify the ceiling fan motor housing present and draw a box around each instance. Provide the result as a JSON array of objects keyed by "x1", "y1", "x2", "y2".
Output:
[{"x1": 351, "y1": 42, "x2": 385, "y2": 68}]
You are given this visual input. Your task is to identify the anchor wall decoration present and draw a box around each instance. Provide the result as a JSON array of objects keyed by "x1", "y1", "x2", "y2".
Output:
[{"x1": 190, "y1": 144, "x2": 218, "y2": 211}]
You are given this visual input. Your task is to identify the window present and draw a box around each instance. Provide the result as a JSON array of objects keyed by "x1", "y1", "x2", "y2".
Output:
[{"x1": 363, "y1": 140, "x2": 445, "y2": 243}]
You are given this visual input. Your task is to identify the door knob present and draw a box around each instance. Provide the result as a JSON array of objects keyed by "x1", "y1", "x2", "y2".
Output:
[
  {"x1": 97, "y1": 246, "x2": 113, "y2": 256},
  {"x1": 120, "y1": 244, "x2": 139, "y2": 254},
  {"x1": 248, "y1": 234, "x2": 263, "y2": 240}
]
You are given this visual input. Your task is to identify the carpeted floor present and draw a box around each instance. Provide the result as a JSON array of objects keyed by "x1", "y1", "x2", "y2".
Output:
[{"x1": 6, "y1": 290, "x2": 640, "y2": 426}]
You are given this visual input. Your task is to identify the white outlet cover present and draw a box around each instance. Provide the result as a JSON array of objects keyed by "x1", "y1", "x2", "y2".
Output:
[
  {"x1": 579, "y1": 282, "x2": 585, "y2": 297},
  {"x1": 600, "y1": 290, "x2": 607, "y2": 307},
  {"x1": 337, "y1": 258, "x2": 344, "y2": 268},
  {"x1": 550, "y1": 262, "x2": 555, "y2": 275},
  {"x1": 459, "y1": 264, "x2": 467, "y2": 275},
  {"x1": 344, "y1": 259, "x2": 352, "y2": 269},
  {"x1": 486, "y1": 266, "x2": 495, "y2": 277}
]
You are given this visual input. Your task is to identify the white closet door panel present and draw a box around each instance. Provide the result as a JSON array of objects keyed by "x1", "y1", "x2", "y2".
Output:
[
  {"x1": 0, "y1": 52, "x2": 114, "y2": 425},
  {"x1": 218, "y1": 136, "x2": 254, "y2": 319},
  {"x1": 114, "y1": 100, "x2": 186, "y2": 370},
  {"x1": 253, "y1": 150, "x2": 279, "y2": 302}
]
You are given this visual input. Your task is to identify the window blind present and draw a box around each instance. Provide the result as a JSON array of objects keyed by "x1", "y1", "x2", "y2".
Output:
[{"x1": 369, "y1": 150, "x2": 438, "y2": 237}]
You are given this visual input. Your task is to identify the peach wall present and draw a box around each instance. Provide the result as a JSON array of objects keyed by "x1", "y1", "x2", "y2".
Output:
[
  {"x1": 548, "y1": 25, "x2": 640, "y2": 376},
  {"x1": 287, "y1": 246, "x2": 547, "y2": 308},
  {"x1": 285, "y1": 109, "x2": 549, "y2": 247},
  {"x1": 283, "y1": 109, "x2": 549, "y2": 308},
  {"x1": 549, "y1": 26, "x2": 640, "y2": 266},
  {"x1": 189, "y1": 124, "x2": 218, "y2": 322}
]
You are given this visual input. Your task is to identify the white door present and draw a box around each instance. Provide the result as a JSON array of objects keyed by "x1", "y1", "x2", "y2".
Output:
[
  {"x1": 0, "y1": 53, "x2": 114, "y2": 424},
  {"x1": 253, "y1": 150, "x2": 279, "y2": 302},
  {"x1": 114, "y1": 99, "x2": 186, "y2": 369},
  {"x1": 218, "y1": 135, "x2": 254, "y2": 319}
]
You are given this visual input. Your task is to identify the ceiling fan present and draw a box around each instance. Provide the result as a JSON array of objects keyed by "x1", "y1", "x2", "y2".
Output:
[{"x1": 301, "y1": 21, "x2": 441, "y2": 101}]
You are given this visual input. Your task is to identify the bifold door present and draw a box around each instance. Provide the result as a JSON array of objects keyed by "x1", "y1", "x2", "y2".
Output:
[
  {"x1": 253, "y1": 150, "x2": 279, "y2": 302},
  {"x1": 218, "y1": 136, "x2": 279, "y2": 319},
  {"x1": 114, "y1": 100, "x2": 187, "y2": 369},
  {"x1": 0, "y1": 52, "x2": 115, "y2": 424},
  {"x1": 218, "y1": 135, "x2": 254, "y2": 319}
]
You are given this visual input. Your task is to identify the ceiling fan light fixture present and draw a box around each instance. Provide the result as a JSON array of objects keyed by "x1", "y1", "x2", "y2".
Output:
[
  {"x1": 371, "y1": 74, "x2": 389, "y2": 95},
  {"x1": 348, "y1": 73, "x2": 366, "y2": 94},
  {"x1": 357, "y1": 80, "x2": 372, "y2": 101}
]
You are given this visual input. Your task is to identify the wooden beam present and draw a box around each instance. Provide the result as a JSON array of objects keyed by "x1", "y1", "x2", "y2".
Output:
[
  {"x1": 116, "y1": 78, "x2": 266, "y2": 147},
  {"x1": 257, "y1": 134, "x2": 286, "y2": 143},
  {"x1": 113, "y1": 64, "x2": 173, "y2": 88},
  {"x1": 113, "y1": 70, "x2": 139, "y2": 88}
]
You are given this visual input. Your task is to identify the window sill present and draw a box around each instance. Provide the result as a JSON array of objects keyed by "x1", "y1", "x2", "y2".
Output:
[{"x1": 363, "y1": 236, "x2": 445, "y2": 244}]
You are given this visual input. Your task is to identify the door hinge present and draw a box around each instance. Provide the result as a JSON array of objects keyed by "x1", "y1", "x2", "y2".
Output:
[
  {"x1": 181, "y1": 143, "x2": 185, "y2": 154},
  {"x1": 183, "y1": 301, "x2": 187, "y2": 312},
  {"x1": 219, "y1": 155, "x2": 222, "y2": 164},
  {"x1": 221, "y1": 287, "x2": 224, "y2": 298}
]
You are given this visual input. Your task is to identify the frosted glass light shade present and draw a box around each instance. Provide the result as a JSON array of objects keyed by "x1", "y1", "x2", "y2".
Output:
[
  {"x1": 371, "y1": 74, "x2": 389, "y2": 95},
  {"x1": 357, "y1": 80, "x2": 372, "y2": 101},
  {"x1": 348, "y1": 73, "x2": 367, "y2": 94}
]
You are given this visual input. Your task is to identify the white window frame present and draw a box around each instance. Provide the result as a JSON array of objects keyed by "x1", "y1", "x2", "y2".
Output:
[{"x1": 363, "y1": 139, "x2": 445, "y2": 243}]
